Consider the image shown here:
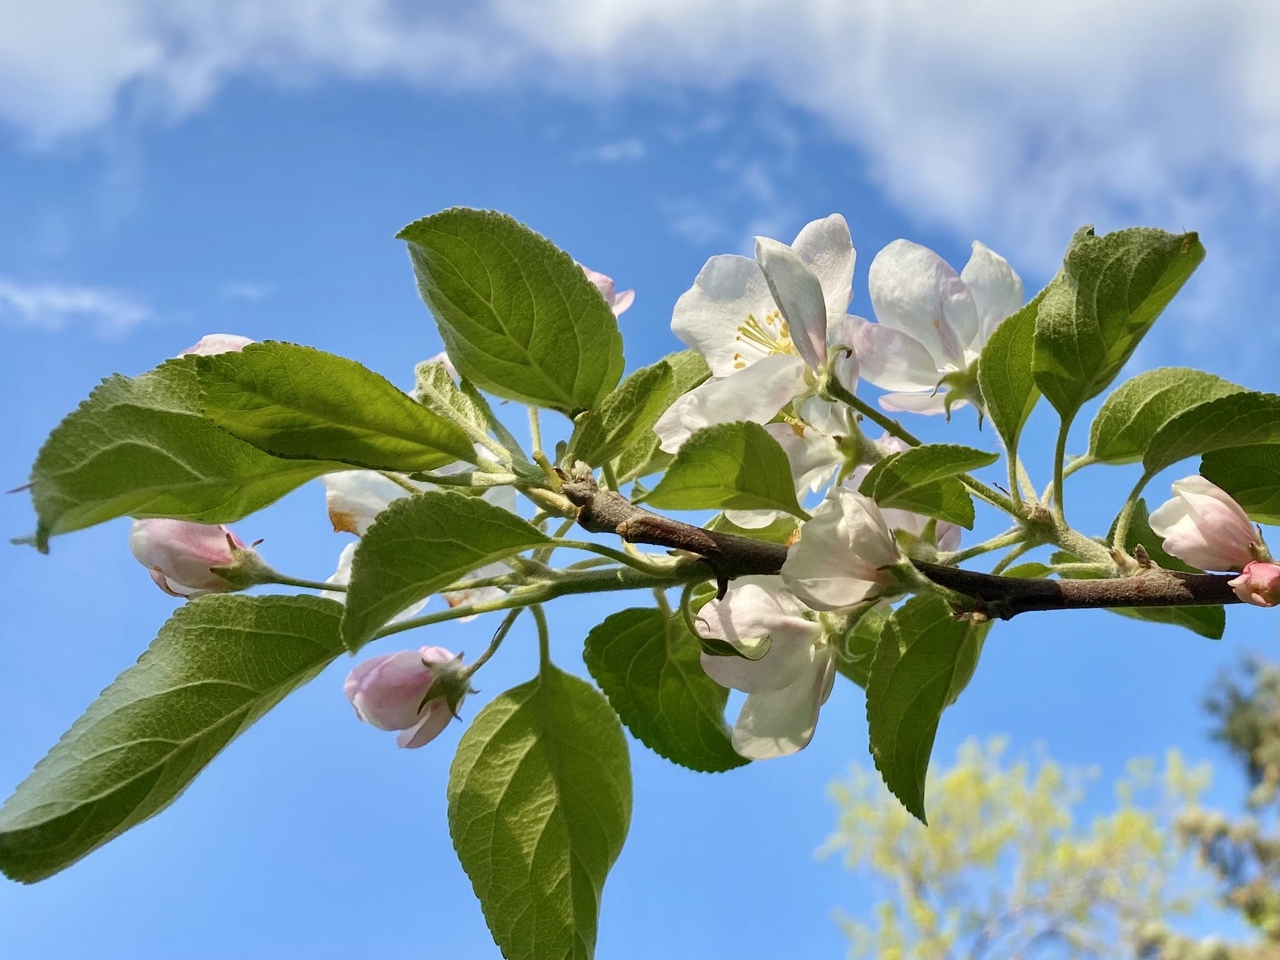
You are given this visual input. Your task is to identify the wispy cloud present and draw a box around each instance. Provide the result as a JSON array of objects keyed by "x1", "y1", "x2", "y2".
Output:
[
  {"x1": 574, "y1": 137, "x2": 646, "y2": 164},
  {"x1": 220, "y1": 281, "x2": 274, "y2": 302},
  {"x1": 0, "y1": 279, "x2": 151, "y2": 338},
  {"x1": 659, "y1": 198, "x2": 729, "y2": 247}
]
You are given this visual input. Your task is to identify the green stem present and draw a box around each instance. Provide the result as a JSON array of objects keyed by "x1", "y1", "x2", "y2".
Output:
[
  {"x1": 652, "y1": 588, "x2": 672, "y2": 618},
  {"x1": 558, "y1": 539, "x2": 672, "y2": 574},
  {"x1": 264, "y1": 573, "x2": 345, "y2": 593},
  {"x1": 938, "y1": 527, "x2": 1026, "y2": 566},
  {"x1": 463, "y1": 609, "x2": 522, "y2": 680},
  {"x1": 378, "y1": 471, "x2": 422, "y2": 495},
  {"x1": 1062, "y1": 454, "x2": 1094, "y2": 480},
  {"x1": 533, "y1": 605, "x2": 551, "y2": 670},
  {"x1": 601, "y1": 461, "x2": 621, "y2": 493},
  {"x1": 678, "y1": 581, "x2": 704, "y2": 639},
  {"x1": 529, "y1": 406, "x2": 544, "y2": 456},
  {"x1": 1111, "y1": 472, "x2": 1153, "y2": 554},
  {"x1": 1051, "y1": 417, "x2": 1070, "y2": 523},
  {"x1": 990, "y1": 541, "x2": 1036, "y2": 575}
]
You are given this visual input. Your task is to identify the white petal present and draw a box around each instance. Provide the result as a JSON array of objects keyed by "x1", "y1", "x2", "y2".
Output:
[
  {"x1": 723, "y1": 509, "x2": 784, "y2": 529},
  {"x1": 755, "y1": 236, "x2": 827, "y2": 372},
  {"x1": 701, "y1": 635, "x2": 814, "y2": 694},
  {"x1": 653, "y1": 354, "x2": 807, "y2": 453},
  {"x1": 782, "y1": 489, "x2": 901, "y2": 610},
  {"x1": 792, "y1": 213, "x2": 855, "y2": 329},
  {"x1": 961, "y1": 241, "x2": 1025, "y2": 343},
  {"x1": 878, "y1": 391, "x2": 965, "y2": 415},
  {"x1": 868, "y1": 240, "x2": 980, "y2": 367},
  {"x1": 851, "y1": 315, "x2": 942, "y2": 393},
  {"x1": 324, "y1": 470, "x2": 424, "y2": 535},
  {"x1": 765, "y1": 420, "x2": 841, "y2": 496},
  {"x1": 671, "y1": 254, "x2": 777, "y2": 378},
  {"x1": 824, "y1": 314, "x2": 861, "y2": 394},
  {"x1": 731, "y1": 648, "x2": 834, "y2": 760}
]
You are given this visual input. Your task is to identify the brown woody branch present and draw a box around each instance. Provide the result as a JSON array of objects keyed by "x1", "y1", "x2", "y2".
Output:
[{"x1": 560, "y1": 476, "x2": 1243, "y2": 619}]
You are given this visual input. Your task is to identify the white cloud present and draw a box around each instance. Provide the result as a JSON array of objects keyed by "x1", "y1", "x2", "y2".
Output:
[
  {"x1": 220, "y1": 281, "x2": 274, "y2": 301},
  {"x1": 0, "y1": 278, "x2": 151, "y2": 338},
  {"x1": 575, "y1": 137, "x2": 646, "y2": 164},
  {"x1": 0, "y1": 1, "x2": 1275, "y2": 262}
]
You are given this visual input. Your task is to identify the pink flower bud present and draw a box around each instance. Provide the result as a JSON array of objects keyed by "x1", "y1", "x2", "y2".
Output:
[
  {"x1": 177, "y1": 334, "x2": 254, "y2": 357},
  {"x1": 343, "y1": 647, "x2": 462, "y2": 748},
  {"x1": 1148, "y1": 477, "x2": 1259, "y2": 572},
  {"x1": 1229, "y1": 561, "x2": 1280, "y2": 607},
  {"x1": 580, "y1": 264, "x2": 635, "y2": 317},
  {"x1": 129, "y1": 519, "x2": 248, "y2": 597}
]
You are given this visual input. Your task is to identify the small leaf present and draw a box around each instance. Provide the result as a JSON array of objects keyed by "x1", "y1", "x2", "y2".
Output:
[
  {"x1": 1143, "y1": 391, "x2": 1280, "y2": 478},
  {"x1": 1032, "y1": 226, "x2": 1205, "y2": 423},
  {"x1": 340, "y1": 491, "x2": 548, "y2": 650},
  {"x1": 1200, "y1": 444, "x2": 1279, "y2": 525},
  {"x1": 448, "y1": 665, "x2": 631, "y2": 960},
  {"x1": 858, "y1": 444, "x2": 997, "y2": 529},
  {"x1": 646, "y1": 421, "x2": 805, "y2": 517},
  {"x1": 1088, "y1": 368, "x2": 1246, "y2": 465},
  {"x1": 583, "y1": 608, "x2": 747, "y2": 773},
  {"x1": 866, "y1": 595, "x2": 991, "y2": 823},
  {"x1": 567, "y1": 360, "x2": 675, "y2": 468},
  {"x1": 198, "y1": 342, "x2": 475, "y2": 472},
  {"x1": 0, "y1": 595, "x2": 344, "y2": 883},
  {"x1": 615, "y1": 350, "x2": 711, "y2": 483},
  {"x1": 978, "y1": 285, "x2": 1045, "y2": 456},
  {"x1": 400, "y1": 208, "x2": 625, "y2": 412},
  {"x1": 26, "y1": 358, "x2": 340, "y2": 551},
  {"x1": 413, "y1": 359, "x2": 491, "y2": 436}
]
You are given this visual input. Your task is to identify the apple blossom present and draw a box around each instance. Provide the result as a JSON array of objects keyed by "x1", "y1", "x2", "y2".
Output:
[
  {"x1": 654, "y1": 214, "x2": 858, "y2": 452},
  {"x1": 695, "y1": 576, "x2": 834, "y2": 759},
  {"x1": 581, "y1": 265, "x2": 635, "y2": 317},
  {"x1": 1148, "y1": 476, "x2": 1266, "y2": 572},
  {"x1": 1229, "y1": 561, "x2": 1280, "y2": 607},
  {"x1": 343, "y1": 646, "x2": 465, "y2": 748},
  {"x1": 781, "y1": 487, "x2": 906, "y2": 611},
  {"x1": 853, "y1": 240, "x2": 1022, "y2": 415},
  {"x1": 177, "y1": 333, "x2": 254, "y2": 357},
  {"x1": 129, "y1": 518, "x2": 250, "y2": 598}
]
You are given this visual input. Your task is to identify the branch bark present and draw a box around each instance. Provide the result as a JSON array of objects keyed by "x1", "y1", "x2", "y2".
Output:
[{"x1": 561, "y1": 476, "x2": 1243, "y2": 618}]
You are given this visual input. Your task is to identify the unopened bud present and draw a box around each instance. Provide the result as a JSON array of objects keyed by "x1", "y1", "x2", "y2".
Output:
[
  {"x1": 1228, "y1": 561, "x2": 1280, "y2": 607},
  {"x1": 129, "y1": 519, "x2": 261, "y2": 598},
  {"x1": 344, "y1": 647, "x2": 468, "y2": 748}
]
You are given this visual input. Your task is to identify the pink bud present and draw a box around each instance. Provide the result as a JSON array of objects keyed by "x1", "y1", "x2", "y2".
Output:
[
  {"x1": 1148, "y1": 477, "x2": 1259, "y2": 572},
  {"x1": 129, "y1": 519, "x2": 247, "y2": 597},
  {"x1": 177, "y1": 334, "x2": 254, "y2": 357},
  {"x1": 580, "y1": 264, "x2": 635, "y2": 317},
  {"x1": 343, "y1": 647, "x2": 461, "y2": 748},
  {"x1": 1229, "y1": 561, "x2": 1280, "y2": 607}
]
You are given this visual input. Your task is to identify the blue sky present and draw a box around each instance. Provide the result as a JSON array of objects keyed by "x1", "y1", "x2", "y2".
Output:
[{"x1": 1, "y1": 3, "x2": 1277, "y2": 957}]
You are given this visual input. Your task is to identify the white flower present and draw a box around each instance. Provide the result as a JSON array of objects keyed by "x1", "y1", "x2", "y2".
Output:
[
  {"x1": 781, "y1": 487, "x2": 904, "y2": 611},
  {"x1": 1149, "y1": 476, "x2": 1265, "y2": 572},
  {"x1": 654, "y1": 214, "x2": 858, "y2": 452},
  {"x1": 853, "y1": 240, "x2": 1022, "y2": 414},
  {"x1": 849, "y1": 434, "x2": 962, "y2": 552},
  {"x1": 695, "y1": 576, "x2": 834, "y2": 760}
]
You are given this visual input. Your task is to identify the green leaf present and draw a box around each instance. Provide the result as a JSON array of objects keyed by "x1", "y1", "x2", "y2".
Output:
[
  {"x1": 978, "y1": 285, "x2": 1045, "y2": 456},
  {"x1": 400, "y1": 208, "x2": 625, "y2": 412},
  {"x1": 1032, "y1": 226, "x2": 1204, "y2": 422},
  {"x1": 583, "y1": 608, "x2": 747, "y2": 773},
  {"x1": 615, "y1": 350, "x2": 711, "y2": 484},
  {"x1": 1201, "y1": 445, "x2": 1280, "y2": 525},
  {"x1": 197, "y1": 342, "x2": 475, "y2": 472},
  {"x1": 413, "y1": 359, "x2": 491, "y2": 436},
  {"x1": 0, "y1": 595, "x2": 343, "y2": 883},
  {"x1": 645, "y1": 421, "x2": 804, "y2": 517},
  {"x1": 1142, "y1": 391, "x2": 1280, "y2": 480},
  {"x1": 26, "y1": 358, "x2": 341, "y2": 551},
  {"x1": 448, "y1": 665, "x2": 631, "y2": 960},
  {"x1": 567, "y1": 359, "x2": 675, "y2": 468},
  {"x1": 834, "y1": 603, "x2": 890, "y2": 689},
  {"x1": 340, "y1": 491, "x2": 548, "y2": 650},
  {"x1": 858, "y1": 444, "x2": 997, "y2": 529},
  {"x1": 1088, "y1": 368, "x2": 1246, "y2": 465},
  {"x1": 866, "y1": 595, "x2": 991, "y2": 823}
]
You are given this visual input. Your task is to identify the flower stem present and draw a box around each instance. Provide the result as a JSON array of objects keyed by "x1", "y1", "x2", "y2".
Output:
[
  {"x1": 463, "y1": 608, "x2": 523, "y2": 681},
  {"x1": 1051, "y1": 416, "x2": 1070, "y2": 523},
  {"x1": 378, "y1": 471, "x2": 422, "y2": 495},
  {"x1": 938, "y1": 527, "x2": 1026, "y2": 566},
  {"x1": 1111, "y1": 472, "x2": 1153, "y2": 554},
  {"x1": 264, "y1": 573, "x2": 345, "y2": 593},
  {"x1": 533, "y1": 605, "x2": 551, "y2": 670}
]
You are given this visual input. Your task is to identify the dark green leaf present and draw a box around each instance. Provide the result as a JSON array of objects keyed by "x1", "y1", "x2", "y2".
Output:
[
  {"x1": 866, "y1": 595, "x2": 991, "y2": 823},
  {"x1": 567, "y1": 359, "x2": 675, "y2": 468},
  {"x1": 1088, "y1": 368, "x2": 1246, "y2": 465},
  {"x1": 1143, "y1": 391, "x2": 1280, "y2": 477},
  {"x1": 646, "y1": 421, "x2": 805, "y2": 517},
  {"x1": 198, "y1": 342, "x2": 475, "y2": 472},
  {"x1": 448, "y1": 665, "x2": 631, "y2": 960},
  {"x1": 978, "y1": 285, "x2": 1045, "y2": 455},
  {"x1": 0, "y1": 595, "x2": 344, "y2": 883},
  {"x1": 26, "y1": 358, "x2": 340, "y2": 551},
  {"x1": 400, "y1": 208, "x2": 625, "y2": 412},
  {"x1": 340, "y1": 491, "x2": 548, "y2": 650},
  {"x1": 583, "y1": 608, "x2": 746, "y2": 773},
  {"x1": 1201, "y1": 445, "x2": 1280, "y2": 525},
  {"x1": 1032, "y1": 226, "x2": 1204, "y2": 422}
]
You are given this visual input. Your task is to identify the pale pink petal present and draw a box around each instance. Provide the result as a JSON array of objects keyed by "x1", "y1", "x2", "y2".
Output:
[
  {"x1": 177, "y1": 334, "x2": 254, "y2": 357},
  {"x1": 878, "y1": 391, "x2": 962, "y2": 415},
  {"x1": 960, "y1": 241, "x2": 1024, "y2": 342},
  {"x1": 851, "y1": 315, "x2": 943, "y2": 393},
  {"x1": 782, "y1": 489, "x2": 901, "y2": 610},
  {"x1": 756, "y1": 236, "x2": 828, "y2": 372},
  {"x1": 1149, "y1": 476, "x2": 1258, "y2": 571},
  {"x1": 610, "y1": 288, "x2": 635, "y2": 316},
  {"x1": 868, "y1": 240, "x2": 979, "y2": 368}
]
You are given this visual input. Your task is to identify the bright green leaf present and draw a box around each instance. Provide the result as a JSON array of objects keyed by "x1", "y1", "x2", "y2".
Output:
[
  {"x1": 858, "y1": 444, "x2": 997, "y2": 530},
  {"x1": 567, "y1": 360, "x2": 675, "y2": 468},
  {"x1": 340, "y1": 491, "x2": 548, "y2": 650},
  {"x1": 615, "y1": 350, "x2": 711, "y2": 484},
  {"x1": 866, "y1": 595, "x2": 990, "y2": 823},
  {"x1": 1088, "y1": 368, "x2": 1246, "y2": 465},
  {"x1": 198, "y1": 342, "x2": 475, "y2": 472},
  {"x1": 400, "y1": 208, "x2": 625, "y2": 412},
  {"x1": 448, "y1": 665, "x2": 631, "y2": 960},
  {"x1": 413, "y1": 359, "x2": 491, "y2": 436},
  {"x1": 978, "y1": 285, "x2": 1045, "y2": 456},
  {"x1": 1032, "y1": 226, "x2": 1204, "y2": 423},
  {"x1": 1200, "y1": 445, "x2": 1280, "y2": 525},
  {"x1": 0, "y1": 595, "x2": 344, "y2": 883},
  {"x1": 26, "y1": 358, "x2": 341, "y2": 551},
  {"x1": 835, "y1": 603, "x2": 890, "y2": 689},
  {"x1": 583, "y1": 608, "x2": 747, "y2": 773},
  {"x1": 1143, "y1": 391, "x2": 1280, "y2": 478},
  {"x1": 646, "y1": 421, "x2": 805, "y2": 517}
]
